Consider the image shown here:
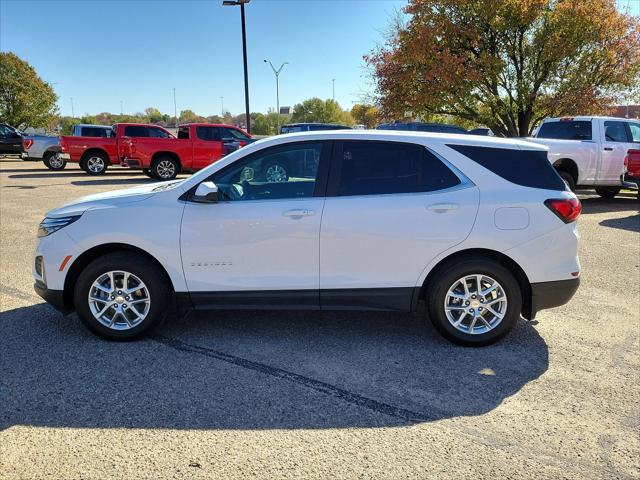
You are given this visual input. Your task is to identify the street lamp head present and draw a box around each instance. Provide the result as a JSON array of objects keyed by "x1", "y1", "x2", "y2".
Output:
[{"x1": 222, "y1": 0, "x2": 249, "y2": 5}]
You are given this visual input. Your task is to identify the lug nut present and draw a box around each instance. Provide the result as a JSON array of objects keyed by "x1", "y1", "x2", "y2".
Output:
[
  {"x1": 479, "y1": 307, "x2": 483, "y2": 311},
  {"x1": 123, "y1": 304, "x2": 127, "y2": 308},
  {"x1": 465, "y1": 301, "x2": 470, "y2": 305},
  {"x1": 472, "y1": 295, "x2": 476, "y2": 299},
  {"x1": 118, "y1": 290, "x2": 122, "y2": 295}
]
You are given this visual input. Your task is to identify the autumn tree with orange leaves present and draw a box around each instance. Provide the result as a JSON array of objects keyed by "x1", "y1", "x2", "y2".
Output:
[{"x1": 366, "y1": 0, "x2": 640, "y2": 136}]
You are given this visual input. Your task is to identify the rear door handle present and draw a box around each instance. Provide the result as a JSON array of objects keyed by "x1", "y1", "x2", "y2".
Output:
[
  {"x1": 427, "y1": 203, "x2": 459, "y2": 212},
  {"x1": 283, "y1": 209, "x2": 315, "y2": 217}
]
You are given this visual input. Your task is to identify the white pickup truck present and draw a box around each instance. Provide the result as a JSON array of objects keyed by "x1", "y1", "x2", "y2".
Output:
[{"x1": 528, "y1": 116, "x2": 640, "y2": 197}]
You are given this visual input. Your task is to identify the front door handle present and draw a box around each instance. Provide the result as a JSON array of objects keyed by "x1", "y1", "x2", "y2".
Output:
[
  {"x1": 283, "y1": 209, "x2": 315, "y2": 217},
  {"x1": 427, "y1": 203, "x2": 459, "y2": 213},
  {"x1": 603, "y1": 147, "x2": 614, "y2": 151}
]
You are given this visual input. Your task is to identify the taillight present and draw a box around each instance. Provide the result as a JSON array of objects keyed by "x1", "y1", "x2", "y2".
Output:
[
  {"x1": 60, "y1": 137, "x2": 67, "y2": 152},
  {"x1": 545, "y1": 197, "x2": 581, "y2": 223},
  {"x1": 23, "y1": 139, "x2": 33, "y2": 150}
]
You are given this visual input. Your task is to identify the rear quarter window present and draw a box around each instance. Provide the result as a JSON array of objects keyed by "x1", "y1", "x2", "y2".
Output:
[
  {"x1": 537, "y1": 121, "x2": 592, "y2": 140},
  {"x1": 447, "y1": 144, "x2": 566, "y2": 191}
]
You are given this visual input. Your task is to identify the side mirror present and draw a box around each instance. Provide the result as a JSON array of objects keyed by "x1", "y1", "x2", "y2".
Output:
[{"x1": 193, "y1": 181, "x2": 219, "y2": 203}]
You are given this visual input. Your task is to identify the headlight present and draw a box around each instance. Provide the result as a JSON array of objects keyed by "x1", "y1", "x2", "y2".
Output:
[{"x1": 37, "y1": 215, "x2": 81, "y2": 237}]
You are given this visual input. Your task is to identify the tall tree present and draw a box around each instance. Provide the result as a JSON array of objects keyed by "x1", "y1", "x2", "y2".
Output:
[
  {"x1": 366, "y1": 0, "x2": 640, "y2": 136},
  {"x1": 351, "y1": 103, "x2": 380, "y2": 128},
  {"x1": 291, "y1": 98, "x2": 354, "y2": 125},
  {"x1": 0, "y1": 52, "x2": 58, "y2": 128}
]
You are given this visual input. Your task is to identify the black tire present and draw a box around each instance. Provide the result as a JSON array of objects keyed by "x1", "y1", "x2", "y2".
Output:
[
  {"x1": 143, "y1": 168, "x2": 153, "y2": 178},
  {"x1": 595, "y1": 187, "x2": 621, "y2": 199},
  {"x1": 43, "y1": 151, "x2": 66, "y2": 170},
  {"x1": 74, "y1": 252, "x2": 171, "y2": 341},
  {"x1": 81, "y1": 151, "x2": 108, "y2": 175},
  {"x1": 263, "y1": 162, "x2": 289, "y2": 183},
  {"x1": 426, "y1": 257, "x2": 522, "y2": 347},
  {"x1": 150, "y1": 156, "x2": 179, "y2": 180},
  {"x1": 557, "y1": 170, "x2": 576, "y2": 192}
]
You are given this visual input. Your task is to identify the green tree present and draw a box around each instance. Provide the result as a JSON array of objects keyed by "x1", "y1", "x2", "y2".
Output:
[
  {"x1": 367, "y1": 0, "x2": 640, "y2": 136},
  {"x1": 291, "y1": 98, "x2": 354, "y2": 125},
  {"x1": 145, "y1": 107, "x2": 164, "y2": 123},
  {"x1": 0, "y1": 52, "x2": 58, "y2": 128},
  {"x1": 351, "y1": 104, "x2": 380, "y2": 128}
]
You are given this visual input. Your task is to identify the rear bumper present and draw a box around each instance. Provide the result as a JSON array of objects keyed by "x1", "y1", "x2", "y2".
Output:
[
  {"x1": 530, "y1": 278, "x2": 580, "y2": 318},
  {"x1": 621, "y1": 173, "x2": 639, "y2": 190},
  {"x1": 34, "y1": 280, "x2": 70, "y2": 314}
]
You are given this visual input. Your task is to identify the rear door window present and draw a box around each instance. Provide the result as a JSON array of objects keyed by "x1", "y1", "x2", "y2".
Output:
[
  {"x1": 604, "y1": 121, "x2": 630, "y2": 142},
  {"x1": 448, "y1": 144, "x2": 566, "y2": 191},
  {"x1": 124, "y1": 126, "x2": 150, "y2": 137},
  {"x1": 329, "y1": 141, "x2": 461, "y2": 196},
  {"x1": 537, "y1": 121, "x2": 592, "y2": 140}
]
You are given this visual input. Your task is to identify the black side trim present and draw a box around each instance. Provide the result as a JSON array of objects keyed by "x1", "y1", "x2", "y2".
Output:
[
  {"x1": 321, "y1": 287, "x2": 416, "y2": 312},
  {"x1": 190, "y1": 289, "x2": 320, "y2": 310},
  {"x1": 530, "y1": 278, "x2": 580, "y2": 318},
  {"x1": 186, "y1": 287, "x2": 418, "y2": 312},
  {"x1": 34, "y1": 281, "x2": 71, "y2": 314}
]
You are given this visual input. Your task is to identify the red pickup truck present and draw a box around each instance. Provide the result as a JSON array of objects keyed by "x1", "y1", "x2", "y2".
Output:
[
  {"x1": 120, "y1": 123, "x2": 253, "y2": 179},
  {"x1": 60, "y1": 123, "x2": 175, "y2": 175},
  {"x1": 622, "y1": 149, "x2": 640, "y2": 199}
]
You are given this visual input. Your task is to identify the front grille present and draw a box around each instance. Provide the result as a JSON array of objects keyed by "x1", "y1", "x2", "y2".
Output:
[{"x1": 35, "y1": 256, "x2": 44, "y2": 277}]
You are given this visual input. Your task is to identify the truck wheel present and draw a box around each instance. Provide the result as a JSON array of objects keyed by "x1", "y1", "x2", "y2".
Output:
[
  {"x1": 43, "y1": 151, "x2": 66, "y2": 170},
  {"x1": 558, "y1": 171, "x2": 576, "y2": 192},
  {"x1": 595, "y1": 187, "x2": 621, "y2": 199},
  {"x1": 151, "y1": 157, "x2": 179, "y2": 180},
  {"x1": 82, "y1": 152, "x2": 108, "y2": 175}
]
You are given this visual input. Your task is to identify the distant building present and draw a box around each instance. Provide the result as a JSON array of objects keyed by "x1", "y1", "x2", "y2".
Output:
[{"x1": 611, "y1": 105, "x2": 640, "y2": 119}]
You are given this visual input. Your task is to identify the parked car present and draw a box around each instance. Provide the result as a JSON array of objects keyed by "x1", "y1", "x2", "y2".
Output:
[
  {"x1": 120, "y1": 123, "x2": 254, "y2": 180},
  {"x1": 22, "y1": 134, "x2": 62, "y2": 169},
  {"x1": 33, "y1": 130, "x2": 580, "y2": 346},
  {"x1": 621, "y1": 148, "x2": 640, "y2": 198},
  {"x1": 0, "y1": 123, "x2": 23, "y2": 155},
  {"x1": 60, "y1": 123, "x2": 174, "y2": 175},
  {"x1": 528, "y1": 116, "x2": 640, "y2": 197},
  {"x1": 71, "y1": 124, "x2": 114, "y2": 138},
  {"x1": 376, "y1": 122, "x2": 494, "y2": 136},
  {"x1": 280, "y1": 123, "x2": 352, "y2": 134}
]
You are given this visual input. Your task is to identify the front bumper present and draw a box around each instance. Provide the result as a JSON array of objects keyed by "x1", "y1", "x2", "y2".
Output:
[
  {"x1": 34, "y1": 280, "x2": 70, "y2": 313},
  {"x1": 530, "y1": 278, "x2": 580, "y2": 318}
]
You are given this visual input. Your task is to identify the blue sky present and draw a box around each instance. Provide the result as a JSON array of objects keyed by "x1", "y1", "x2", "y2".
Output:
[
  {"x1": 1, "y1": 0, "x2": 638, "y2": 118},
  {"x1": 0, "y1": 0, "x2": 406, "y2": 117}
]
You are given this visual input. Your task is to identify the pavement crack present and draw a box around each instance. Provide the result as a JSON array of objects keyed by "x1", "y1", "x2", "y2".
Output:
[{"x1": 150, "y1": 334, "x2": 439, "y2": 423}]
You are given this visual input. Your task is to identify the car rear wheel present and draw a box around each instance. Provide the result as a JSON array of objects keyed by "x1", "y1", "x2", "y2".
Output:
[
  {"x1": 43, "y1": 151, "x2": 66, "y2": 170},
  {"x1": 426, "y1": 258, "x2": 522, "y2": 346},
  {"x1": 557, "y1": 170, "x2": 576, "y2": 192},
  {"x1": 595, "y1": 187, "x2": 620, "y2": 199},
  {"x1": 151, "y1": 157, "x2": 179, "y2": 180},
  {"x1": 82, "y1": 152, "x2": 108, "y2": 175},
  {"x1": 74, "y1": 252, "x2": 170, "y2": 340}
]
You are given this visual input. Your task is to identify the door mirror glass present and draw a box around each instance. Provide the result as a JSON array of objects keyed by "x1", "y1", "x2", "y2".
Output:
[{"x1": 193, "y1": 181, "x2": 219, "y2": 203}]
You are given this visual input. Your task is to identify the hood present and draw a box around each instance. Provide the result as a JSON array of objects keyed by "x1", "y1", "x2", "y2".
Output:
[{"x1": 46, "y1": 182, "x2": 169, "y2": 218}]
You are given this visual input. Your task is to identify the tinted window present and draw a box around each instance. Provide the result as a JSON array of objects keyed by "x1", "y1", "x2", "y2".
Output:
[
  {"x1": 148, "y1": 127, "x2": 171, "y2": 138},
  {"x1": 124, "y1": 126, "x2": 149, "y2": 137},
  {"x1": 178, "y1": 127, "x2": 190, "y2": 139},
  {"x1": 196, "y1": 126, "x2": 221, "y2": 141},
  {"x1": 211, "y1": 142, "x2": 324, "y2": 201},
  {"x1": 281, "y1": 126, "x2": 304, "y2": 133},
  {"x1": 80, "y1": 127, "x2": 110, "y2": 137},
  {"x1": 537, "y1": 121, "x2": 592, "y2": 140},
  {"x1": 604, "y1": 121, "x2": 629, "y2": 142},
  {"x1": 0, "y1": 124, "x2": 12, "y2": 137},
  {"x1": 629, "y1": 122, "x2": 640, "y2": 143},
  {"x1": 448, "y1": 144, "x2": 566, "y2": 191},
  {"x1": 222, "y1": 127, "x2": 249, "y2": 140},
  {"x1": 334, "y1": 141, "x2": 461, "y2": 196}
]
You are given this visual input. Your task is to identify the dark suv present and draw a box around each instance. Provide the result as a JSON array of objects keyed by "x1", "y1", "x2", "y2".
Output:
[{"x1": 0, "y1": 123, "x2": 24, "y2": 155}]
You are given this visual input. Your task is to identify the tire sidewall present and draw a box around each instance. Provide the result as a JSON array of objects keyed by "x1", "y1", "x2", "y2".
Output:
[
  {"x1": 427, "y1": 258, "x2": 522, "y2": 347},
  {"x1": 83, "y1": 153, "x2": 108, "y2": 175},
  {"x1": 152, "y1": 157, "x2": 178, "y2": 180},
  {"x1": 558, "y1": 171, "x2": 575, "y2": 192},
  {"x1": 74, "y1": 253, "x2": 170, "y2": 340},
  {"x1": 43, "y1": 151, "x2": 66, "y2": 170}
]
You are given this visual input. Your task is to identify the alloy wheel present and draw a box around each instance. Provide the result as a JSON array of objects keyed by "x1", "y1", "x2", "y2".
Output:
[
  {"x1": 49, "y1": 153, "x2": 64, "y2": 169},
  {"x1": 156, "y1": 160, "x2": 176, "y2": 179},
  {"x1": 87, "y1": 156, "x2": 105, "y2": 173},
  {"x1": 88, "y1": 270, "x2": 151, "y2": 330},
  {"x1": 443, "y1": 274, "x2": 508, "y2": 335}
]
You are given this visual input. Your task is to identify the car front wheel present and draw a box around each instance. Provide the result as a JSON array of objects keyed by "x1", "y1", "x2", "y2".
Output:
[
  {"x1": 151, "y1": 157, "x2": 179, "y2": 180},
  {"x1": 74, "y1": 252, "x2": 170, "y2": 340},
  {"x1": 426, "y1": 258, "x2": 522, "y2": 346}
]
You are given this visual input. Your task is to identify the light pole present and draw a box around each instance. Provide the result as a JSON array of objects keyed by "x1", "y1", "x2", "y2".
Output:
[
  {"x1": 222, "y1": 0, "x2": 251, "y2": 133},
  {"x1": 173, "y1": 88, "x2": 178, "y2": 127},
  {"x1": 70, "y1": 97, "x2": 75, "y2": 118},
  {"x1": 120, "y1": 100, "x2": 123, "y2": 115},
  {"x1": 221, "y1": 96, "x2": 224, "y2": 116},
  {"x1": 264, "y1": 59, "x2": 288, "y2": 134},
  {"x1": 332, "y1": 79, "x2": 335, "y2": 102}
]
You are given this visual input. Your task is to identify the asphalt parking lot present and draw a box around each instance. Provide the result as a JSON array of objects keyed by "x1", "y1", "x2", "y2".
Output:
[{"x1": 0, "y1": 159, "x2": 638, "y2": 479}]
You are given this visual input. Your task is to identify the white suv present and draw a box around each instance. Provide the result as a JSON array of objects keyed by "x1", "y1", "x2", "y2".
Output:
[{"x1": 33, "y1": 131, "x2": 581, "y2": 346}]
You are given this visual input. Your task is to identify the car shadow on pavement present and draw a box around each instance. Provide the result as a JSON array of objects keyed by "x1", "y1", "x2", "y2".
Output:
[
  {"x1": 599, "y1": 214, "x2": 640, "y2": 233},
  {"x1": 8, "y1": 171, "x2": 144, "y2": 179},
  {"x1": 0, "y1": 302, "x2": 548, "y2": 431},
  {"x1": 578, "y1": 195, "x2": 638, "y2": 215},
  {"x1": 71, "y1": 178, "x2": 152, "y2": 186}
]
